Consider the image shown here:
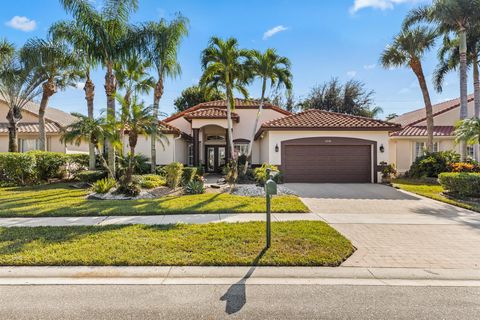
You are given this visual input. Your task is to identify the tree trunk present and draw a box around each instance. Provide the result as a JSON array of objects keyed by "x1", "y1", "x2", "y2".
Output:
[
  {"x1": 151, "y1": 78, "x2": 163, "y2": 173},
  {"x1": 126, "y1": 134, "x2": 137, "y2": 185},
  {"x1": 104, "y1": 63, "x2": 117, "y2": 176},
  {"x1": 411, "y1": 59, "x2": 434, "y2": 153},
  {"x1": 459, "y1": 29, "x2": 468, "y2": 160},
  {"x1": 6, "y1": 110, "x2": 18, "y2": 152},
  {"x1": 473, "y1": 55, "x2": 480, "y2": 161},
  {"x1": 38, "y1": 80, "x2": 56, "y2": 151},
  {"x1": 84, "y1": 75, "x2": 96, "y2": 170},
  {"x1": 226, "y1": 90, "x2": 236, "y2": 162},
  {"x1": 244, "y1": 77, "x2": 267, "y2": 174}
]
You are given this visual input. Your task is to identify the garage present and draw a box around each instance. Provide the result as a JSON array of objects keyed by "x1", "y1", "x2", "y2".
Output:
[{"x1": 282, "y1": 137, "x2": 374, "y2": 183}]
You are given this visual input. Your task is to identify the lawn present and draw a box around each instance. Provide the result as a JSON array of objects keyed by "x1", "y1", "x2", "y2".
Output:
[
  {"x1": 0, "y1": 183, "x2": 309, "y2": 217},
  {"x1": 0, "y1": 221, "x2": 353, "y2": 266},
  {"x1": 392, "y1": 178, "x2": 480, "y2": 212}
]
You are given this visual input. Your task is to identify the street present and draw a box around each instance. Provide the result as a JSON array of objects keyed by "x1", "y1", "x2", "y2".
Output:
[{"x1": 0, "y1": 284, "x2": 479, "y2": 320}]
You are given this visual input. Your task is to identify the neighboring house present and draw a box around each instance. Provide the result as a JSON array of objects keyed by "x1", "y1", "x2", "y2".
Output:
[
  {"x1": 0, "y1": 99, "x2": 88, "y2": 154},
  {"x1": 135, "y1": 99, "x2": 401, "y2": 183},
  {"x1": 389, "y1": 95, "x2": 476, "y2": 174}
]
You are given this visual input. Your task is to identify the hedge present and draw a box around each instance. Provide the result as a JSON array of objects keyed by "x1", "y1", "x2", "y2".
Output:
[
  {"x1": 182, "y1": 167, "x2": 197, "y2": 185},
  {"x1": 165, "y1": 162, "x2": 184, "y2": 188},
  {"x1": 0, "y1": 153, "x2": 37, "y2": 186},
  {"x1": 438, "y1": 172, "x2": 480, "y2": 198}
]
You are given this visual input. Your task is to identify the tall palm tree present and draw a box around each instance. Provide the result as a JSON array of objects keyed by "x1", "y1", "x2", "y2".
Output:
[
  {"x1": 381, "y1": 26, "x2": 437, "y2": 152},
  {"x1": 404, "y1": 0, "x2": 480, "y2": 158},
  {"x1": 200, "y1": 37, "x2": 251, "y2": 168},
  {"x1": 0, "y1": 39, "x2": 15, "y2": 65},
  {"x1": 454, "y1": 117, "x2": 480, "y2": 157},
  {"x1": 244, "y1": 48, "x2": 292, "y2": 172},
  {"x1": 20, "y1": 38, "x2": 80, "y2": 151},
  {"x1": 139, "y1": 16, "x2": 188, "y2": 172},
  {"x1": 0, "y1": 53, "x2": 43, "y2": 152},
  {"x1": 58, "y1": 0, "x2": 139, "y2": 175}
]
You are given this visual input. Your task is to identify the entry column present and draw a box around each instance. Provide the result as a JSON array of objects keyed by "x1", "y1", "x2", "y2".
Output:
[{"x1": 193, "y1": 128, "x2": 200, "y2": 166}]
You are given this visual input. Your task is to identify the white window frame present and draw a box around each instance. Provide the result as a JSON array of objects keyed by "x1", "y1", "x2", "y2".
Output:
[
  {"x1": 18, "y1": 138, "x2": 39, "y2": 153},
  {"x1": 414, "y1": 141, "x2": 439, "y2": 159},
  {"x1": 234, "y1": 143, "x2": 249, "y2": 157},
  {"x1": 187, "y1": 143, "x2": 194, "y2": 166}
]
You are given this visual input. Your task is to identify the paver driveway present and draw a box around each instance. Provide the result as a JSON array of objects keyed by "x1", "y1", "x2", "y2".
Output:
[{"x1": 286, "y1": 183, "x2": 480, "y2": 269}]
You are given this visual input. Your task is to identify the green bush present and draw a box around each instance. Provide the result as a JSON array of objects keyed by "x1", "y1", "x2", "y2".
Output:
[
  {"x1": 75, "y1": 170, "x2": 108, "y2": 183},
  {"x1": 165, "y1": 162, "x2": 184, "y2": 188},
  {"x1": 254, "y1": 163, "x2": 281, "y2": 185},
  {"x1": 438, "y1": 172, "x2": 480, "y2": 197},
  {"x1": 407, "y1": 151, "x2": 460, "y2": 178},
  {"x1": 182, "y1": 167, "x2": 197, "y2": 185},
  {"x1": 66, "y1": 154, "x2": 89, "y2": 169},
  {"x1": 139, "y1": 174, "x2": 165, "y2": 189},
  {"x1": 117, "y1": 153, "x2": 151, "y2": 176},
  {"x1": 0, "y1": 152, "x2": 37, "y2": 186},
  {"x1": 92, "y1": 178, "x2": 117, "y2": 194},
  {"x1": 28, "y1": 151, "x2": 67, "y2": 181},
  {"x1": 185, "y1": 180, "x2": 205, "y2": 194},
  {"x1": 117, "y1": 181, "x2": 141, "y2": 197},
  {"x1": 196, "y1": 165, "x2": 205, "y2": 176},
  {"x1": 156, "y1": 165, "x2": 167, "y2": 177}
]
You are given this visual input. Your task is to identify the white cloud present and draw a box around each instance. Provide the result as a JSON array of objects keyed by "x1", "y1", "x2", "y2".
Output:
[
  {"x1": 364, "y1": 64, "x2": 376, "y2": 70},
  {"x1": 263, "y1": 25, "x2": 288, "y2": 40},
  {"x1": 347, "y1": 71, "x2": 357, "y2": 78},
  {"x1": 350, "y1": 0, "x2": 424, "y2": 14},
  {"x1": 5, "y1": 16, "x2": 37, "y2": 32}
]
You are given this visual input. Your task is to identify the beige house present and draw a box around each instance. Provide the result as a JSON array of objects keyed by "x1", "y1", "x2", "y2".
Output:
[
  {"x1": 389, "y1": 95, "x2": 476, "y2": 174},
  {"x1": 0, "y1": 100, "x2": 89, "y2": 153}
]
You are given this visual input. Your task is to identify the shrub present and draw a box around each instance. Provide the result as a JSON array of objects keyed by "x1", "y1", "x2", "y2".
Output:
[
  {"x1": 254, "y1": 163, "x2": 281, "y2": 185},
  {"x1": 449, "y1": 162, "x2": 480, "y2": 173},
  {"x1": 139, "y1": 174, "x2": 165, "y2": 189},
  {"x1": 75, "y1": 170, "x2": 108, "y2": 183},
  {"x1": 156, "y1": 165, "x2": 167, "y2": 177},
  {"x1": 224, "y1": 160, "x2": 238, "y2": 187},
  {"x1": 438, "y1": 172, "x2": 480, "y2": 197},
  {"x1": 407, "y1": 151, "x2": 460, "y2": 178},
  {"x1": 182, "y1": 167, "x2": 197, "y2": 185},
  {"x1": 117, "y1": 153, "x2": 151, "y2": 176},
  {"x1": 28, "y1": 151, "x2": 67, "y2": 181},
  {"x1": 65, "y1": 154, "x2": 90, "y2": 178},
  {"x1": 92, "y1": 178, "x2": 117, "y2": 194},
  {"x1": 0, "y1": 152, "x2": 37, "y2": 185},
  {"x1": 165, "y1": 162, "x2": 184, "y2": 188},
  {"x1": 117, "y1": 181, "x2": 141, "y2": 197},
  {"x1": 185, "y1": 179, "x2": 205, "y2": 194},
  {"x1": 380, "y1": 162, "x2": 397, "y2": 179},
  {"x1": 196, "y1": 165, "x2": 205, "y2": 176}
]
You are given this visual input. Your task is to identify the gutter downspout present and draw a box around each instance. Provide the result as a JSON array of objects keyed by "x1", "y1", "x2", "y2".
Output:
[{"x1": 172, "y1": 134, "x2": 182, "y2": 163}]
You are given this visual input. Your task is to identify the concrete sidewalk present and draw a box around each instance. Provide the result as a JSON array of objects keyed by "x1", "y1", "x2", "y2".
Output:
[{"x1": 0, "y1": 266, "x2": 479, "y2": 286}]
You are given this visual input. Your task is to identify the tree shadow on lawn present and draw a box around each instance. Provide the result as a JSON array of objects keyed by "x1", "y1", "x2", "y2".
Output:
[{"x1": 220, "y1": 247, "x2": 268, "y2": 315}]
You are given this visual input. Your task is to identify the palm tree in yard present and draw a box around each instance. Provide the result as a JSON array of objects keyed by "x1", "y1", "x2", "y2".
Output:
[
  {"x1": 380, "y1": 26, "x2": 437, "y2": 152},
  {"x1": 57, "y1": 0, "x2": 139, "y2": 175},
  {"x1": 21, "y1": 38, "x2": 80, "y2": 151},
  {"x1": 404, "y1": 0, "x2": 480, "y2": 158},
  {"x1": 244, "y1": 48, "x2": 292, "y2": 173},
  {"x1": 0, "y1": 39, "x2": 15, "y2": 65},
  {"x1": 0, "y1": 52, "x2": 43, "y2": 152},
  {"x1": 139, "y1": 16, "x2": 188, "y2": 172},
  {"x1": 454, "y1": 118, "x2": 480, "y2": 159},
  {"x1": 200, "y1": 37, "x2": 252, "y2": 169}
]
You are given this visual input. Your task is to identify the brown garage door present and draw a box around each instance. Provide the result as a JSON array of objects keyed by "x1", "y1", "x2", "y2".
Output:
[{"x1": 283, "y1": 144, "x2": 372, "y2": 183}]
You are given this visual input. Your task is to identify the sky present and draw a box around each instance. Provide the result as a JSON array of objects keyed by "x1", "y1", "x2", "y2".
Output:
[{"x1": 0, "y1": 0, "x2": 467, "y2": 119}]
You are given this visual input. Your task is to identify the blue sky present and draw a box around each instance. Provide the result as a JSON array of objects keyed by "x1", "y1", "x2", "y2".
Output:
[{"x1": 0, "y1": 0, "x2": 466, "y2": 119}]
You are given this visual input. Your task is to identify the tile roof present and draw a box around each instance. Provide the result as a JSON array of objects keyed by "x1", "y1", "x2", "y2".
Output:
[
  {"x1": 163, "y1": 99, "x2": 291, "y2": 122},
  {"x1": 184, "y1": 108, "x2": 239, "y2": 122},
  {"x1": 392, "y1": 95, "x2": 474, "y2": 127},
  {"x1": 257, "y1": 109, "x2": 401, "y2": 136},
  {"x1": 0, "y1": 122, "x2": 61, "y2": 134},
  {"x1": 390, "y1": 125, "x2": 455, "y2": 137},
  {"x1": 158, "y1": 121, "x2": 182, "y2": 134}
]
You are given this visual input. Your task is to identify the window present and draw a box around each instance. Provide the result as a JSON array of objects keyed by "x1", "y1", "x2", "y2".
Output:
[
  {"x1": 467, "y1": 146, "x2": 475, "y2": 159},
  {"x1": 234, "y1": 143, "x2": 249, "y2": 157},
  {"x1": 415, "y1": 142, "x2": 438, "y2": 159},
  {"x1": 18, "y1": 138, "x2": 39, "y2": 152},
  {"x1": 187, "y1": 143, "x2": 194, "y2": 166},
  {"x1": 206, "y1": 135, "x2": 225, "y2": 141}
]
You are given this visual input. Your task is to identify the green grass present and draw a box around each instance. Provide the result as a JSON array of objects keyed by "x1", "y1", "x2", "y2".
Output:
[
  {"x1": 0, "y1": 183, "x2": 309, "y2": 217},
  {"x1": 392, "y1": 178, "x2": 480, "y2": 212},
  {"x1": 0, "y1": 222, "x2": 353, "y2": 266}
]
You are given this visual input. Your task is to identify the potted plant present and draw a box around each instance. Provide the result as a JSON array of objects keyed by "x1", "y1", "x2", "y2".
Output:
[{"x1": 380, "y1": 162, "x2": 397, "y2": 183}]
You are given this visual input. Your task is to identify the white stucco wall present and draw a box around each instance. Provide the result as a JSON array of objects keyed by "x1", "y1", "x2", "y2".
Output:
[{"x1": 125, "y1": 134, "x2": 189, "y2": 165}]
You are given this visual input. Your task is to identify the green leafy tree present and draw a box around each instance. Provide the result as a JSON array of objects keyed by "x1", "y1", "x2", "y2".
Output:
[
  {"x1": 381, "y1": 27, "x2": 436, "y2": 152},
  {"x1": 173, "y1": 85, "x2": 225, "y2": 112},
  {"x1": 21, "y1": 38, "x2": 80, "y2": 151}
]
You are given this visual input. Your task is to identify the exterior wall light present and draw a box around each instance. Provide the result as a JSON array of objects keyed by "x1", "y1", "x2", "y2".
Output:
[
  {"x1": 379, "y1": 144, "x2": 385, "y2": 153},
  {"x1": 275, "y1": 144, "x2": 279, "y2": 152}
]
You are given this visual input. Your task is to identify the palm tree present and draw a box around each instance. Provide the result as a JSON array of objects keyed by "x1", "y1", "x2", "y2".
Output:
[
  {"x1": 0, "y1": 53, "x2": 43, "y2": 152},
  {"x1": 404, "y1": 0, "x2": 480, "y2": 158},
  {"x1": 57, "y1": 0, "x2": 139, "y2": 175},
  {"x1": 244, "y1": 48, "x2": 292, "y2": 172},
  {"x1": 139, "y1": 16, "x2": 188, "y2": 172},
  {"x1": 200, "y1": 37, "x2": 252, "y2": 169},
  {"x1": 0, "y1": 39, "x2": 14, "y2": 65},
  {"x1": 61, "y1": 113, "x2": 118, "y2": 178},
  {"x1": 20, "y1": 38, "x2": 80, "y2": 151},
  {"x1": 120, "y1": 99, "x2": 167, "y2": 185},
  {"x1": 381, "y1": 26, "x2": 437, "y2": 152},
  {"x1": 454, "y1": 117, "x2": 480, "y2": 156}
]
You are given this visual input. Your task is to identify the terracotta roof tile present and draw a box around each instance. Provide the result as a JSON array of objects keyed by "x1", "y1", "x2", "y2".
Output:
[
  {"x1": 184, "y1": 108, "x2": 239, "y2": 121},
  {"x1": 391, "y1": 125, "x2": 455, "y2": 137},
  {"x1": 0, "y1": 122, "x2": 61, "y2": 133}
]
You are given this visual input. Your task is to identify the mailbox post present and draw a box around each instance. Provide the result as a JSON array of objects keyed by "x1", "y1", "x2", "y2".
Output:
[{"x1": 264, "y1": 168, "x2": 277, "y2": 248}]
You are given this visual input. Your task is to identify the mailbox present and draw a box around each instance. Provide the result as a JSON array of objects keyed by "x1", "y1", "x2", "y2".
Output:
[{"x1": 265, "y1": 179, "x2": 277, "y2": 195}]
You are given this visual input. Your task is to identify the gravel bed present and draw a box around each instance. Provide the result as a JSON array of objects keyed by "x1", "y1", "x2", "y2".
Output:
[
  {"x1": 87, "y1": 189, "x2": 157, "y2": 200},
  {"x1": 231, "y1": 184, "x2": 297, "y2": 197}
]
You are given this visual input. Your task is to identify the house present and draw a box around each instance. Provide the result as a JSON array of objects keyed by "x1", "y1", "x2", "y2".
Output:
[
  {"x1": 0, "y1": 99, "x2": 89, "y2": 153},
  {"x1": 138, "y1": 99, "x2": 401, "y2": 183},
  {"x1": 389, "y1": 95, "x2": 476, "y2": 174}
]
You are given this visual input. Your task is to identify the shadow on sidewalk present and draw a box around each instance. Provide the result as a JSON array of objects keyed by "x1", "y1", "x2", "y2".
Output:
[{"x1": 220, "y1": 247, "x2": 268, "y2": 315}]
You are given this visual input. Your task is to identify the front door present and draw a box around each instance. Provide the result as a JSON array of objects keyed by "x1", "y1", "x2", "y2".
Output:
[{"x1": 205, "y1": 146, "x2": 226, "y2": 173}]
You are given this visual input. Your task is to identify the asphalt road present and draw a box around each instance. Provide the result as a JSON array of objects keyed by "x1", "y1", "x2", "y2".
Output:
[{"x1": 0, "y1": 284, "x2": 479, "y2": 319}]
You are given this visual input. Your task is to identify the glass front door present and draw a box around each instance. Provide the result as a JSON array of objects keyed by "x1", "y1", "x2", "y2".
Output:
[{"x1": 205, "y1": 146, "x2": 226, "y2": 173}]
